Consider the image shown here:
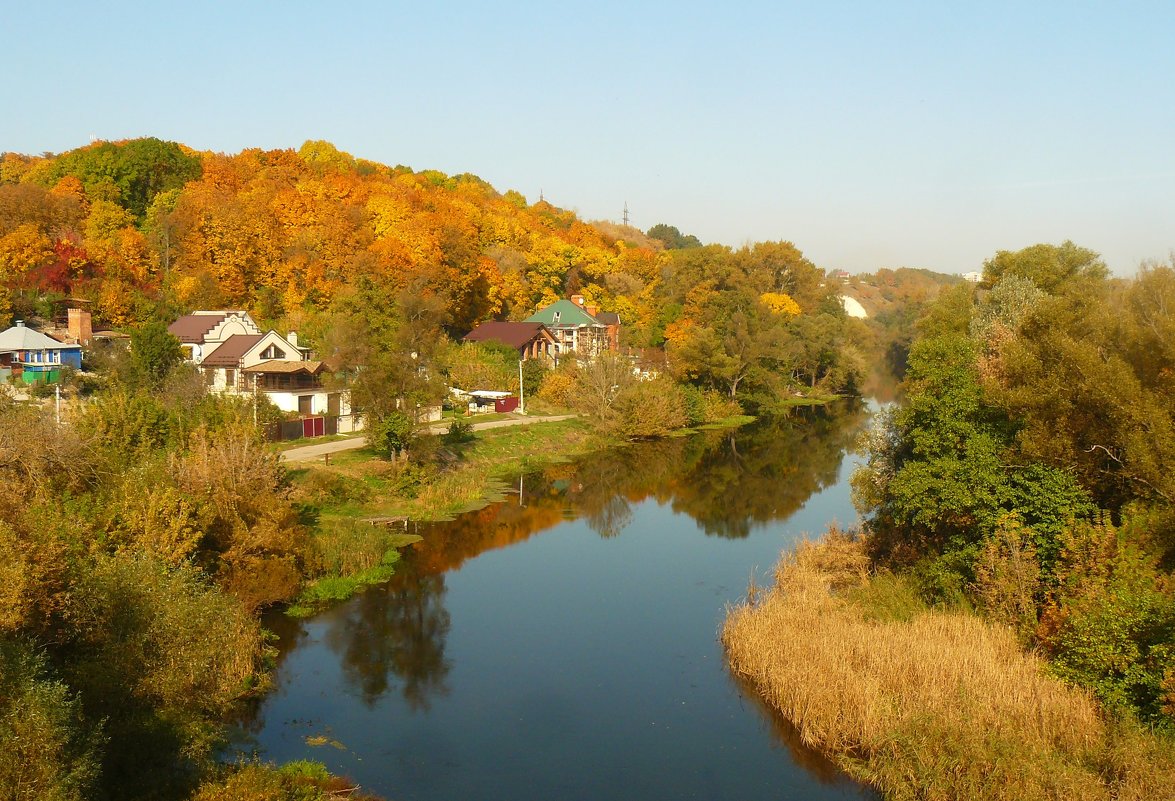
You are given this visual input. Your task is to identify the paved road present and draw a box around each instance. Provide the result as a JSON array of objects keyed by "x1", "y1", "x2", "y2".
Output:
[{"x1": 279, "y1": 414, "x2": 577, "y2": 463}]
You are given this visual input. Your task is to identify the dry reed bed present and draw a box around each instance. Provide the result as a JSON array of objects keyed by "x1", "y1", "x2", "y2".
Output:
[{"x1": 722, "y1": 534, "x2": 1175, "y2": 801}]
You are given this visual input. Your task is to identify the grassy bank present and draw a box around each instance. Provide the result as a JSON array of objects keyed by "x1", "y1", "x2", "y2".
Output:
[
  {"x1": 722, "y1": 530, "x2": 1175, "y2": 801},
  {"x1": 286, "y1": 414, "x2": 759, "y2": 614},
  {"x1": 284, "y1": 418, "x2": 604, "y2": 613}
]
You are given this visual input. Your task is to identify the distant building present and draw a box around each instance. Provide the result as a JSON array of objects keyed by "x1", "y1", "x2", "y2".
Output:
[
  {"x1": 0, "y1": 321, "x2": 83, "y2": 384},
  {"x1": 524, "y1": 295, "x2": 619, "y2": 358},
  {"x1": 963, "y1": 271, "x2": 982, "y2": 283}
]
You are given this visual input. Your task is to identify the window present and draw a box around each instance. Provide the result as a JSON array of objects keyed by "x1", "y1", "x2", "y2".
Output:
[
  {"x1": 298, "y1": 395, "x2": 313, "y2": 415},
  {"x1": 261, "y1": 344, "x2": 286, "y2": 360},
  {"x1": 224, "y1": 368, "x2": 235, "y2": 388},
  {"x1": 552, "y1": 311, "x2": 561, "y2": 324}
]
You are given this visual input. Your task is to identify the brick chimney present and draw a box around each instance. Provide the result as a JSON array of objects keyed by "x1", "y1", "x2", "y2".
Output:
[
  {"x1": 571, "y1": 294, "x2": 585, "y2": 307},
  {"x1": 68, "y1": 308, "x2": 93, "y2": 345},
  {"x1": 586, "y1": 305, "x2": 599, "y2": 318}
]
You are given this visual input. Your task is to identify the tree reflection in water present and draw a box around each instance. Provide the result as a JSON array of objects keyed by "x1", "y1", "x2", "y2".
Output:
[
  {"x1": 317, "y1": 400, "x2": 868, "y2": 708},
  {"x1": 325, "y1": 562, "x2": 451, "y2": 710}
]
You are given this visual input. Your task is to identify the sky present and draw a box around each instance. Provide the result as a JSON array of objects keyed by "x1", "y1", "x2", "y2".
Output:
[{"x1": 3, "y1": 0, "x2": 1173, "y2": 275}]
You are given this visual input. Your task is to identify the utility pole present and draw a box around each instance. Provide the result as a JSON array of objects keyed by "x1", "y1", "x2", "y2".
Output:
[
  {"x1": 623, "y1": 201, "x2": 629, "y2": 227},
  {"x1": 55, "y1": 384, "x2": 61, "y2": 425},
  {"x1": 518, "y1": 359, "x2": 526, "y2": 415}
]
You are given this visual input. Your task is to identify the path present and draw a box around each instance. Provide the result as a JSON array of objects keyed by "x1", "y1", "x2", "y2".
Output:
[{"x1": 279, "y1": 414, "x2": 577, "y2": 463}]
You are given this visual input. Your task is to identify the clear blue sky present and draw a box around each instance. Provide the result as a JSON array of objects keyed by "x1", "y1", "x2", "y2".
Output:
[{"x1": 3, "y1": 0, "x2": 1173, "y2": 275}]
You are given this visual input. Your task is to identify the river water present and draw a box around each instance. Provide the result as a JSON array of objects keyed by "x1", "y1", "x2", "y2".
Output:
[{"x1": 241, "y1": 403, "x2": 879, "y2": 800}]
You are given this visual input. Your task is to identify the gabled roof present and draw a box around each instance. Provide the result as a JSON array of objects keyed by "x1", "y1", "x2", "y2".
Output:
[
  {"x1": 525, "y1": 299, "x2": 602, "y2": 327},
  {"x1": 200, "y1": 334, "x2": 264, "y2": 366},
  {"x1": 0, "y1": 323, "x2": 75, "y2": 352},
  {"x1": 168, "y1": 313, "x2": 229, "y2": 343},
  {"x1": 463, "y1": 321, "x2": 553, "y2": 349}
]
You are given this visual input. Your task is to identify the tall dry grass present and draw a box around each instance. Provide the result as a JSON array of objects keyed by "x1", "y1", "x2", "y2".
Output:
[{"x1": 722, "y1": 530, "x2": 1175, "y2": 801}]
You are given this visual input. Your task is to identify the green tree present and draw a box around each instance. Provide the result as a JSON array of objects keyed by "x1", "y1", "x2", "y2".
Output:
[
  {"x1": 44, "y1": 138, "x2": 202, "y2": 221},
  {"x1": 982, "y1": 241, "x2": 1107, "y2": 293},
  {"x1": 646, "y1": 223, "x2": 701, "y2": 250},
  {"x1": 129, "y1": 320, "x2": 183, "y2": 388}
]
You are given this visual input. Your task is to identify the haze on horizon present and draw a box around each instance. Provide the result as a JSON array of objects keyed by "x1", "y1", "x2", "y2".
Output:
[{"x1": 3, "y1": 0, "x2": 1172, "y2": 276}]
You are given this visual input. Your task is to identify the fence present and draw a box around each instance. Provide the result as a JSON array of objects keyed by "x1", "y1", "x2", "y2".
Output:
[{"x1": 267, "y1": 414, "x2": 341, "y2": 443}]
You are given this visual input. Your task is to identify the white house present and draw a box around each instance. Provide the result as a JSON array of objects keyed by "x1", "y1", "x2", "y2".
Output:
[{"x1": 168, "y1": 311, "x2": 350, "y2": 418}]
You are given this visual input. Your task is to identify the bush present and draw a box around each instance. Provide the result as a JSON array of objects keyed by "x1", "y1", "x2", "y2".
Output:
[
  {"x1": 0, "y1": 639, "x2": 100, "y2": 801},
  {"x1": 443, "y1": 420, "x2": 474, "y2": 445},
  {"x1": 610, "y1": 378, "x2": 688, "y2": 439},
  {"x1": 369, "y1": 412, "x2": 415, "y2": 459},
  {"x1": 536, "y1": 369, "x2": 577, "y2": 408},
  {"x1": 679, "y1": 383, "x2": 707, "y2": 425}
]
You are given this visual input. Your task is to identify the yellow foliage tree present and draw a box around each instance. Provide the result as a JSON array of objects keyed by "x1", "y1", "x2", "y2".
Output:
[{"x1": 760, "y1": 291, "x2": 802, "y2": 316}]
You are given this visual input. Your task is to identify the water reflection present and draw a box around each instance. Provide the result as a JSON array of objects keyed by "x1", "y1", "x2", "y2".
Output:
[
  {"x1": 316, "y1": 401, "x2": 868, "y2": 710},
  {"x1": 561, "y1": 401, "x2": 869, "y2": 538},
  {"x1": 325, "y1": 567, "x2": 451, "y2": 709},
  {"x1": 247, "y1": 400, "x2": 878, "y2": 799}
]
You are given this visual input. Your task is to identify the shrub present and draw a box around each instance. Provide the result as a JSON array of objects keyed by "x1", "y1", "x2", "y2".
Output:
[
  {"x1": 0, "y1": 639, "x2": 101, "y2": 801},
  {"x1": 443, "y1": 420, "x2": 474, "y2": 445},
  {"x1": 536, "y1": 369, "x2": 576, "y2": 408},
  {"x1": 369, "y1": 412, "x2": 415, "y2": 459},
  {"x1": 610, "y1": 378, "x2": 688, "y2": 439}
]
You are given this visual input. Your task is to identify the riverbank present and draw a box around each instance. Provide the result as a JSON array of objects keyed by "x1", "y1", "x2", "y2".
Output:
[
  {"x1": 722, "y1": 531, "x2": 1175, "y2": 801},
  {"x1": 284, "y1": 413, "x2": 751, "y2": 615}
]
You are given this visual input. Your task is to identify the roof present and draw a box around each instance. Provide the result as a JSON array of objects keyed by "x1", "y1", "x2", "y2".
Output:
[
  {"x1": 200, "y1": 334, "x2": 264, "y2": 366},
  {"x1": 168, "y1": 313, "x2": 228, "y2": 343},
  {"x1": 0, "y1": 323, "x2": 76, "y2": 352},
  {"x1": 595, "y1": 311, "x2": 620, "y2": 326},
  {"x1": 525, "y1": 299, "x2": 602, "y2": 327},
  {"x1": 241, "y1": 360, "x2": 324, "y2": 374},
  {"x1": 463, "y1": 321, "x2": 551, "y2": 349}
]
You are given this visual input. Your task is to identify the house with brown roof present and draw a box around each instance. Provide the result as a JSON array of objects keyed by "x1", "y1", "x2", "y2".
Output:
[
  {"x1": 169, "y1": 310, "x2": 348, "y2": 419},
  {"x1": 462, "y1": 321, "x2": 557, "y2": 362}
]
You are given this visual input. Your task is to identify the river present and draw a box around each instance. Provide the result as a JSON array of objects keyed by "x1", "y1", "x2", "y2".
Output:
[{"x1": 239, "y1": 402, "x2": 880, "y2": 800}]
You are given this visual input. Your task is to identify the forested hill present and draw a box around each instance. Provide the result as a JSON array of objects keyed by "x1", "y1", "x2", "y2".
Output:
[
  {"x1": 0, "y1": 138, "x2": 821, "y2": 335},
  {"x1": 1, "y1": 138, "x2": 668, "y2": 332}
]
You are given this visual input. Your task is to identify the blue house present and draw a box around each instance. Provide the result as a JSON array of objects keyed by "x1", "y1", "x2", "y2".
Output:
[{"x1": 0, "y1": 321, "x2": 83, "y2": 384}]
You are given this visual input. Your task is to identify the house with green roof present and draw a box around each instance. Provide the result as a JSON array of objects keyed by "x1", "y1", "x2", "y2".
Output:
[{"x1": 524, "y1": 295, "x2": 615, "y2": 358}]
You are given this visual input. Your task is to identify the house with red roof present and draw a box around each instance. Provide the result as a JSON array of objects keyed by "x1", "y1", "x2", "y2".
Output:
[
  {"x1": 461, "y1": 321, "x2": 557, "y2": 362},
  {"x1": 168, "y1": 311, "x2": 349, "y2": 419}
]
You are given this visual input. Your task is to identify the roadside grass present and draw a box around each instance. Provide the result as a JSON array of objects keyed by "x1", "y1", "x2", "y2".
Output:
[
  {"x1": 722, "y1": 529, "x2": 1175, "y2": 801},
  {"x1": 268, "y1": 433, "x2": 362, "y2": 453}
]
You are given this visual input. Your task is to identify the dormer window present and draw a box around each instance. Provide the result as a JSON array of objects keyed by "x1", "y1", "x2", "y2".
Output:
[
  {"x1": 261, "y1": 344, "x2": 286, "y2": 360},
  {"x1": 552, "y1": 311, "x2": 561, "y2": 324}
]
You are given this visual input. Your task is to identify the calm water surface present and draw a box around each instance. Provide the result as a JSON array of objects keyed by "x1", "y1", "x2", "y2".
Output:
[{"x1": 241, "y1": 404, "x2": 880, "y2": 800}]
